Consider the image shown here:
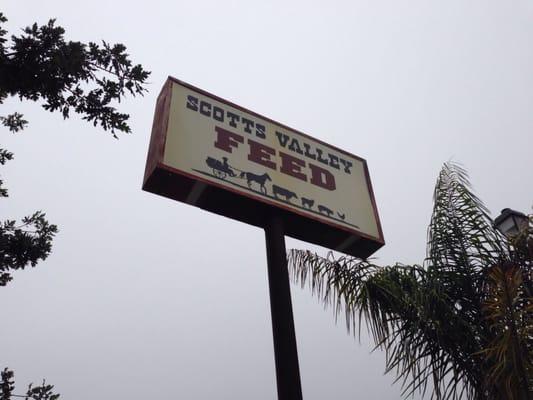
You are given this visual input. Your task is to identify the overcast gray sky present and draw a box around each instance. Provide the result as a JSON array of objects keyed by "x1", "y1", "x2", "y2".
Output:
[{"x1": 1, "y1": 1, "x2": 532, "y2": 399}]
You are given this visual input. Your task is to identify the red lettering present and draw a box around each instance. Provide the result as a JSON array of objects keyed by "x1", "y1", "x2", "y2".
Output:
[
  {"x1": 309, "y1": 163, "x2": 336, "y2": 190},
  {"x1": 279, "y1": 152, "x2": 307, "y2": 182},
  {"x1": 213, "y1": 129, "x2": 336, "y2": 191},
  {"x1": 214, "y1": 126, "x2": 244, "y2": 153},
  {"x1": 248, "y1": 139, "x2": 276, "y2": 170}
]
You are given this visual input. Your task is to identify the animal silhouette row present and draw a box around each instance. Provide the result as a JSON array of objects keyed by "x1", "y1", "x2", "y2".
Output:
[{"x1": 205, "y1": 156, "x2": 346, "y2": 221}]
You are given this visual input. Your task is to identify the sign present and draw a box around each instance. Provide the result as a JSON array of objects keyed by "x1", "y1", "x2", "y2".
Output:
[{"x1": 143, "y1": 77, "x2": 384, "y2": 258}]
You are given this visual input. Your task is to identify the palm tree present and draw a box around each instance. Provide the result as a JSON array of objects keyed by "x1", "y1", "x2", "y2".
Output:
[{"x1": 288, "y1": 163, "x2": 532, "y2": 400}]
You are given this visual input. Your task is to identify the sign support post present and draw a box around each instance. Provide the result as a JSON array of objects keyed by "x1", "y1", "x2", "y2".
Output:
[
  {"x1": 144, "y1": 77, "x2": 385, "y2": 399},
  {"x1": 264, "y1": 214, "x2": 303, "y2": 400}
]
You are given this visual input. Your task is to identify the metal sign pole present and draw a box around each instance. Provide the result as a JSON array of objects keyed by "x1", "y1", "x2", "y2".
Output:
[{"x1": 264, "y1": 214, "x2": 303, "y2": 400}]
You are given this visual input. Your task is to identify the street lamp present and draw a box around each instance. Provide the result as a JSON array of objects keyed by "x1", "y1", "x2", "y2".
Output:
[{"x1": 493, "y1": 208, "x2": 529, "y2": 238}]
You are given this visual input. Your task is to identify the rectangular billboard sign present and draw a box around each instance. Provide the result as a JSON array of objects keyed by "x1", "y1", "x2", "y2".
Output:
[{"x1": 143, "y1": 77, "x2": 384, "y2": 258}]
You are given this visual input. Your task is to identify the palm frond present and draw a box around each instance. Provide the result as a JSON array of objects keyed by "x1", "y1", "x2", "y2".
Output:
[
  {"x1": 288, "y1": 249, "x2": 476, "y2": 399},
  {"x1": 287, "y1": 162, "x2": 532, "y2": 400},
  {"x1": 427, "y1": 162, "x2": 505, "y2": 276},
  {"x1": 481, "y1": 264, "x2": 533, "y2": 399}
]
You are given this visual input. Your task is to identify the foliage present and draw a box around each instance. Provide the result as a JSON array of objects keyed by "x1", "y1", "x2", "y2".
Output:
[
  {"x1": 288, "y1": 163, "x2": 532, "y2": 400},
  {"x1": 0, "y1": 212, "x2": 57, "y2": 286},
  {"x1": 0, "y1": 12, "x2": 150, "y2": 136},
  {"x1": 0, "y1": 12, "x2": 150, "y2": 398},
  {"x1": 481, "y1": 264, "x2": 532, "y2": 399},
  {"x1": 1, "y1": 369, "x2": 59, "y2": 400},
  {"x1": 0, "y1": 147, "x2": 56, "y2": 286},
  {"x1": 0, "y1": 148, "x2": 13, "y2": 197},
  {"x1": 0, "y1": 369, "x2": 14, "y2": 400},
  {"x1": 0, "y1": 10, "x2": 149, "y2": 285},
  {"x1": 0, "y1": 113, "x2": 27, "y2": 133}
]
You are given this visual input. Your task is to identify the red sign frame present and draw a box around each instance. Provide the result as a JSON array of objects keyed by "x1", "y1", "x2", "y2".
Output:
[{"x1": 143, "y1": 77, "x2": 385, "y2": 258}]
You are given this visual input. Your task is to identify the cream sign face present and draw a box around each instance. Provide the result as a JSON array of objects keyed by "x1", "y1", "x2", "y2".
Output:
[{"x1": 143, "y1": 77, "x2": 384, "y2": 258}]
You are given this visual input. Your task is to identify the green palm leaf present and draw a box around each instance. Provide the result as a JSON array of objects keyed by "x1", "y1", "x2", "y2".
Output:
[{"x1": 288, "y1": 162, "x2": 532, "y2": 399}]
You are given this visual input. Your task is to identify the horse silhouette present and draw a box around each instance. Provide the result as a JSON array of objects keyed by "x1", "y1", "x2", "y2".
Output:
[{"x1": 239, "y1": 171, "x2": 271, "y2": 194}]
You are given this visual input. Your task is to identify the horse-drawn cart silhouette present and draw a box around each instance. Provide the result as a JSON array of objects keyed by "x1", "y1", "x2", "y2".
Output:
[
  {"x1": 239, "y1": 171, "x2": 271, "y2": 194},
  {"x1": 205, "y1": 156, "x2": 237, "y2": 179}
]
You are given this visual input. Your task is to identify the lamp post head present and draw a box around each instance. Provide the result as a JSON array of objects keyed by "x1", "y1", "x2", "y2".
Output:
[{"x1": 493, "y1": 208, "x2": 528, "y2": 238}]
